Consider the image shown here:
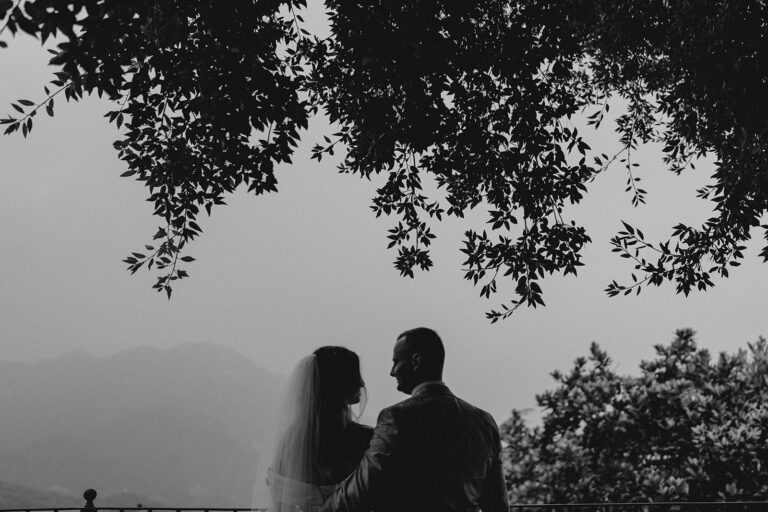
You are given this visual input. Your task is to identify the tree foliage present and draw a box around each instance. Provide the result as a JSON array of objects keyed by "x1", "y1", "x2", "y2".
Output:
[
  {"x1": 1, "y1": 1, "x2": 766, "y2": 316},
  {"x1": 503, "y1": 329, "x2": 768, "y2": 502}
]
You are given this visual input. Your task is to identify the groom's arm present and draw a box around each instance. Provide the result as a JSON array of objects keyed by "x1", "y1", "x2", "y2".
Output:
[
  {"x1": 319, "y1": 407, "x2": 400, "y2": 512},
  {"x1": 478, "y1": 423, "x2": 509, "y2": 512}
]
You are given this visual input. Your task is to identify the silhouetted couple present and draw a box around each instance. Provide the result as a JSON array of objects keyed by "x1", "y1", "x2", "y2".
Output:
[{"x1": 268, "y1": 327, "x2": 509, "y2": 512}]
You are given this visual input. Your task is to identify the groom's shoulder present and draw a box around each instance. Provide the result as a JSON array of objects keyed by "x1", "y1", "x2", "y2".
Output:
[
  {"x1": 380, "y1": 397, "x2": 412, "y2": 414},
  {"x1": 380, "y1": 389, "x2": 461, "y2": 415},
  {"x1": 376, "y1": 396, "x2": 418, "y2": 420},
  {"x1": 453, "y1": 395, "x2": 498, "y2": 426},
  {"x1": 378, "y1": 393, "x2": 497, "y2": 428}
]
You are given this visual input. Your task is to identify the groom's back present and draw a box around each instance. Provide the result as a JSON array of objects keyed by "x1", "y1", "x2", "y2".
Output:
[{"x1": 379, "y1": 384, "x2": 503, "y2": 512}]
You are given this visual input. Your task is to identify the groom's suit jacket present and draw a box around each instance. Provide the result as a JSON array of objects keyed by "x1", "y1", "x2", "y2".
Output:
[{"x1": 319, "y1": 382, "x2": 509, "y2": 512}]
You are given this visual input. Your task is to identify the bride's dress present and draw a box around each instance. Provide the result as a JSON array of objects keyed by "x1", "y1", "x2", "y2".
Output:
[{"x1": 267, "y1": 469, "x2": 337, "y2": 512}]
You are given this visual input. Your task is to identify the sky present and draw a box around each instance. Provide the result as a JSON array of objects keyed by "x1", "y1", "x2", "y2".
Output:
[{"x1": 1, "y1": 6, "x2": 767, "y2": 425}]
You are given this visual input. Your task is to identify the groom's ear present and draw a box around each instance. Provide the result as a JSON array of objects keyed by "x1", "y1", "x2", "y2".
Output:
[{"x1": 411, "y1": 353, "x2": 422, "y2": 371}]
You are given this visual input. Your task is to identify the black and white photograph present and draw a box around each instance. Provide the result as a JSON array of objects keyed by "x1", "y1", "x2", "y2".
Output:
[{"x1": 1, "y1": 2, "x2": 767, "y2": 512}]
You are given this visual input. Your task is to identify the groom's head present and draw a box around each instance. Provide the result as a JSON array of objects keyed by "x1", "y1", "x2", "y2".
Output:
[{"x1": 390, "y1": 327, "x2": 445, "y2": 394}]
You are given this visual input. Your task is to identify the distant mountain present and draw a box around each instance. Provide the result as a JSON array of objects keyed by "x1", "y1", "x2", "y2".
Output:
[
  {"x1": 0, "y1": 480, "x2": 81, "y2": 509},
  {"x1": 0, "y1": 344, "x2": 284, "y2": 507}
]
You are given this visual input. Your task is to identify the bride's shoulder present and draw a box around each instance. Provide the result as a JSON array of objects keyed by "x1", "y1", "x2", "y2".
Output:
[
  {"x1": 349, "y1": 420, "x2": 374, "y2": 433},
  {"x1": 347, "y1": 421, "x2": 374, "y2": 442}
]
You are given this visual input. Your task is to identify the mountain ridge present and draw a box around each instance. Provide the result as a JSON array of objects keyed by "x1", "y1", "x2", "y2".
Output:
[{"x1": 0, "y1": 343, "x2": 283, "y2": 507}]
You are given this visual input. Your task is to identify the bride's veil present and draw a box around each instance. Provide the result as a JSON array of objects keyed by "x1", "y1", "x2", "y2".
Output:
[{"x1": 267, "y1": 354, "x2": 324, "y2": 511}]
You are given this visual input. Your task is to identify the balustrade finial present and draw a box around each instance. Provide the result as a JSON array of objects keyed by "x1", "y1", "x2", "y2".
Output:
[{"x1": 82, "y1": 489, "x2": 97, "y2": 512}]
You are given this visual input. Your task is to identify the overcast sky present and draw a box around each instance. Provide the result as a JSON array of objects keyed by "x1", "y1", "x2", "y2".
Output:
[{"x1": 1, "y1": 7, "x2": 767, "y2": 424}]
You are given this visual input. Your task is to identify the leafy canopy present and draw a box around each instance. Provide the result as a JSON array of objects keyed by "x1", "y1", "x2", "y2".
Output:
[
  {"x1": 2, "y1": 0, "x2": 766, "y2": 319},
  {"x1": 503, "y1": 329, "x2": 768, "y2": 502}
]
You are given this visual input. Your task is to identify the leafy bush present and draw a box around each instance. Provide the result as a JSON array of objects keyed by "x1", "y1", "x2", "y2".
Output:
[{"x1": 503, "y1": 329, "x2": 768, "y2": 502}]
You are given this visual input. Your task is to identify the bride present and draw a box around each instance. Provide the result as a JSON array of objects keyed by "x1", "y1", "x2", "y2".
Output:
[{"x1": 268, "y1": 346, "x2": 373, "y2": 512}]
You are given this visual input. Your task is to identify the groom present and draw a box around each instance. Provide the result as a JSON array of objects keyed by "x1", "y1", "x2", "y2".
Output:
[{"x1": 319, "y1": 327, "x2": 509, "y2": 512}]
